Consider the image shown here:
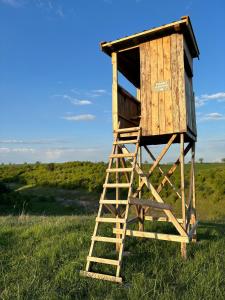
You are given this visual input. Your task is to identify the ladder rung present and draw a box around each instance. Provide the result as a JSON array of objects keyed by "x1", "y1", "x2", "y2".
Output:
[
  {"x1": 96, "y1": 217, "x2": 125, "y2": 223},
  {"x1": 113, "y1": 140, "x2": 138, "y2": 145},
  {"x1": 104, "y1": 183, "x2": 130, "y2": 188},
  {"x1": 87, "y1": 256, "x2": 120, "y2": 266},
  {"x1": 110, "y1": 153, "x2": 136, "y2": 158},
  {"x1": 100, "y1": 200, "x2": 128, "y2": 205},
  {"x1": 80, "y1": 270, "x2": 122, "y2": 283},
  {"x1": 92, "y1": 236, "x2": 123, "y2": 243},
  {"x1": 119, "y1": 132, "x2": 139, "y2": 138},
  {"x1": 115, "y1": 127, "x2": 140, "y2": 133},
  {"x1": 106, "y1": 168, "x2": 133, "y2": 173}
]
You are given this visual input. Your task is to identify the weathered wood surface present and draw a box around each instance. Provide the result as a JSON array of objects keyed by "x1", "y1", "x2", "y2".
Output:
[
  {"x1": 113, "y1": 228, "x2": 189, "y2": 243},
  {"x1": 140, "y1": 33, "x2": 196, "y2": 138},
  {"x1": 118, "y1": 85, "x2": 140, "y2": 129},
  {"x1": 80, "y1": 271, "x2": 122, "y2": 283}
]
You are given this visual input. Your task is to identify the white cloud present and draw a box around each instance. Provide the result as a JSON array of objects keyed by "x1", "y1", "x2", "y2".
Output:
[
  {"x1": 62, "y1": 114, "x2": 96, "y2": 121},
  {"x1": 0, "y1": 147, "x2": 35, "y2": 153},
  {"x1": 91, "y1": 89, "x2": 107, "y2": 94},
  {"x1": 200, "y1": 112, "x2": 225, "y2": 121},
  {"x1": 54, "y1": 94, "x2": 92, "y2": 105},
  {"x1": 195, "y1": 92, "x2": 225, "y2": 107},
  {"x1": 71, "y1": 100, "x2": 92, "y2": 106},
  {"x1": 87, "y1": 89, "x2": 110, "y2": 98}
]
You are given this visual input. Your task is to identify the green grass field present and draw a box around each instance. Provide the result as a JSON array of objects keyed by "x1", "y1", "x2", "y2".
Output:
[{"x1": 0, "y1": 162, "x2": 225, "y2": 299}]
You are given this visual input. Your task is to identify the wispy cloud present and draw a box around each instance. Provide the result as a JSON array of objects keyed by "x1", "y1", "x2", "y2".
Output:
[
  {"x1": 200, "y1": 112, "x2": 225, "y2": 121},
  {"x1": 87, "y1": 89, "x2": 110, "y2": 98},
  {"x1": 55, "y1": 6, "x2": 64, "y2": 18},
  {"x1": 62, "y1": 114, "x2": 96, "y2": 121},
  {"x1": 195, "y1": 92, "x2": 225, "y2": 107},
  {"x1": 1, "y1": 0, "x2": 66, "y2": 18},
  {"x1": 0, "y1": 138, "x2": 70, "y2": 145},
  {"x1": 53, "y1": 94, "x2": 92, "y2": 105},
  {"x1": 70, "y1": 88, "x2": 110, "y2": 98},
  {"x1": 0, "y1": 147, "x2": 35, "y2": 153}
]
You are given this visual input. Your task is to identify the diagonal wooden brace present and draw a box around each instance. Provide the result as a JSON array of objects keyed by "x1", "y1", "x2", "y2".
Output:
[{"x1": 144, "y1": 145, "x2": 181, "y2": 199}]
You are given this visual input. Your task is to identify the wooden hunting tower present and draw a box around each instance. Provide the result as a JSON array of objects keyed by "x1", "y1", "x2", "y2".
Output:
[{"x1": 81, "y1": 16, "x2": 199, "y2": 283}]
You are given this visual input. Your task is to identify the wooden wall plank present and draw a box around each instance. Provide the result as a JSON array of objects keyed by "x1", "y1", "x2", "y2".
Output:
[
  {"x1": 150, "y1": 39, "x2": 159, "y2": 135},
  {"x1": 146, "y1": 42, "x2": 152, "y2": 135},
  {"x1": 157, "y1": 38, "x2": 165, "y2": 134},
  {"x1": 177, "y1": 34, "x2": 186, "y2": 132},
  {"x1": 140, "y1": 43, "x2": 148, "y2": 135},
  {"x1": 170, "y1": 34, "x2": 180, "y2": 133},
  {"x1": 163, "y1": 36, "x2": 173, "y2": 134}
]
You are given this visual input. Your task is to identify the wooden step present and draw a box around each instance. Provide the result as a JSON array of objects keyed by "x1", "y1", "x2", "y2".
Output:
[
  {"x1": 100, "y1": 200, "x2": 128, "y2": 205},
  {"x1": 104, "y1": 183, "x2": 130, "y2": 188},
  {"x1": 129, "y1": 198, "x2": 172, "y2": 210},
  {"x1": 106, "y1": 167, "x2": 133, "y2": 173},
  {"x1": 110, "y1": 153, "x2": 136, "y2": 158},
  {"x1": 87, "y1": 256, "x2": 120, "y2": 266},
  {"x1": 92, "y1": 236, "x2": 123, "y2": 243},
  {"x1": 80, "y1": 270, "x2": 122, "y2": 283},
  {"x1": 114, "y1": 127, "x2": 140, "y2": 133},
  {"x1": 96, "y1": 217, "x2": 125, "y2": 223},
  {"x1": 119, "y1": 132, "x2": 139, "y2": 138},
  {"x1": 113, "y1": 140, "x2": 138, "y2": 145}
]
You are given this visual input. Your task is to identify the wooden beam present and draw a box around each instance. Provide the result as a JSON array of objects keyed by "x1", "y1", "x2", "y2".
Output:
[
  {"x1": 132, "y1": 134, "x2": 177, "y2": 198},
  {"x1": 112, "y1": 52, "x2": 118, "y2": 131},
  {"x1": 145, "y1": 216, "x2": 183, "y2": 223},
  {"x1": 113, "y1": 228, "x2": 189, "y2": 243},
  {"x1": 180, "y1": 133, "x2": 187, "y2": 259},
  {"x1": 127, "y1": 216, "x2": 139, "y2": 224},
  {"x1": 147, "y1": 180, "x2": 188, "y2": 237},
  {"x1": 191, "y1": 142, "x2": 197, "y2": 241},
  {"x1": 156, "y1": 142, "x2": 192, "y2": 195},
  {"x1": 96, "y1": 217, "x2": 125, "y2": 223},
  {"x1": 87, "y1": 256, "x2": 119, "y2": 266},
  {"x1": 92, "y1": 236, "x2": 123, "y2": 243},
  {"x1": 144, "y1": 145, "x2": 181, "y2": 199},
  {"x1": 129, "y1": 197, "x2": 172, "y2": 210},
  {"x1": 104, "y1": 183, "x2": 130, "y2": 188}
]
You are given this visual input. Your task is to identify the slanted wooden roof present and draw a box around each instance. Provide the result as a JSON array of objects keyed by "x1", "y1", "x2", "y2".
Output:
[{"x1": 101, "y1": 16, "x2": 199, "y2": 58}]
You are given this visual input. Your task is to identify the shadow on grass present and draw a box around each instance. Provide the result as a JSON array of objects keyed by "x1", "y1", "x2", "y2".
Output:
[
  {"x1": 197, "y1": 221, "x2": 225, "y2": 241},
  {"x1": 0, "y1": 183, "x2": 100, "y2": 217}
]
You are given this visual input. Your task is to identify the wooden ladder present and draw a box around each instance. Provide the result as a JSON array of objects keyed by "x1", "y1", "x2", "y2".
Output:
[{"x1": 80, "y1": 126, "x2": 141, "y2": 283}]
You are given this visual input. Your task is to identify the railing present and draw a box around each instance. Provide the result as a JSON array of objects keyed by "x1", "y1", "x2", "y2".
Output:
[{"x1": 118, "y1": 85, "x2": 141, "y2": 128}]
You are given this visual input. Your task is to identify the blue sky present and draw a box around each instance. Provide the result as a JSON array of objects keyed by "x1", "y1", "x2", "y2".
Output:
[{"x1": 0, "y1": 0, "x2": 225, "y2": 163}]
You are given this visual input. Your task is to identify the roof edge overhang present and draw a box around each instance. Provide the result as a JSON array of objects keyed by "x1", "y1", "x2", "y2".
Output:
[{"x1": 100, "y1": 16, "x2": 200, "y2": 58}]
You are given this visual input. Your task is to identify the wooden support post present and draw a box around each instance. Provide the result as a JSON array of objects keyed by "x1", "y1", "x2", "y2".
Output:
[
  {"x1": 112, "y1": 52, "x2": 118, "y2": 131},
  {"x1": 138, "y1": 146, "x2": 144, "y2": 231},
  {"x1": 180, "y1": 133, "x2": 187, "y2": 259},
  {"x1": 112, "y1": 52, "x2": 120, "y2": 252},
  {"x1": 191, "y1": 142, "x2": 197, "y2": 242}
]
